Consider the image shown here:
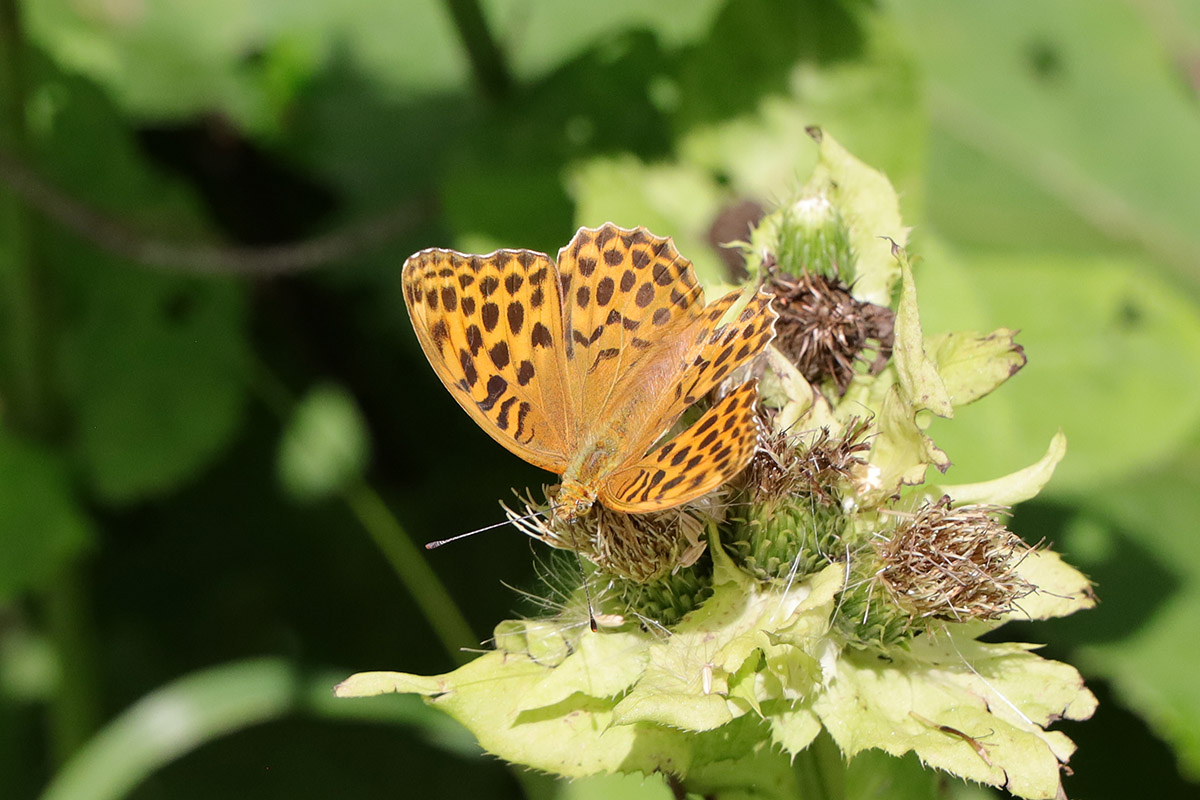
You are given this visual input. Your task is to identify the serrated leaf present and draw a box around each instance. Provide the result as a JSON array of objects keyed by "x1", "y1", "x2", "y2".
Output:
[
  {"x1": 813, "y1": 633, "x2": 1096, "y2": 800},
  {"x1": 866, "y1": 385, "x2": 950, "y2": 499},
  {"x1": 1007, "y1": 550, "x2": 1095, "y2": 622},
  {"x1": 517, "y1": 630, "x2": 649, "y2": 712},
  {"x1": 493, "y1": 619, "x2": 571, "y2": 667},
  {"x1": 768, "y1": 704, "x2": 822, "y2": 755},
  {"x1": 613, "y1": 555, "x2": 841, "y2": 732}
]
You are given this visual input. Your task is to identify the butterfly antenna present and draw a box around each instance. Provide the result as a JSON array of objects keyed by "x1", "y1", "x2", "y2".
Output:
[
  {"x1": 425, "y1": 509, "x2": 546, "y2": 549},
  {"x1": 567, "y1": 521, "x2": 598, "y2": 631}
]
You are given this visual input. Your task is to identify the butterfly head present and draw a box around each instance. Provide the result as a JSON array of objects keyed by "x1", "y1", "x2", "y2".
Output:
[{"x1": 552, "y1": 480, "x2": 598, "y2": 523}]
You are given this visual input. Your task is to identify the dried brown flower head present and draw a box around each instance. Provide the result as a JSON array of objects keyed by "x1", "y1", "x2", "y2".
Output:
[
  {"x1": 744, "y1": 418, "x2": 872, "y2": 506},
  {"x1": 769, "y1": 269, "x2": 895, "y2": 395},
  {"x1": 874, "y1": 496, "x2": 1036, "y2": 623},
  {"x1": 507, "y1": 488, "x2": 719, "y2": 583}
]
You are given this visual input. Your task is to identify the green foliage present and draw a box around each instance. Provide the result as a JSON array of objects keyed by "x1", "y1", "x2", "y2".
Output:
[
  {"x1": 339, "y1": 134, "x2": 1096, "y2": 799},
  {"x1": 0, "y1": 432, "x2": 92, "y2": 600},
  {"x1": 1, "y1": 0, "x2": 1198, "y2": 799}
]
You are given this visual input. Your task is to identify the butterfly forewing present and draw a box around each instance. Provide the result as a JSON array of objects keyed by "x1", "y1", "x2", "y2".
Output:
[
  {"x1": 403, "y1": 248, "x2": 575, "y2": 472},
  {"x1": 556, "y1": 224, "x2": 706, "y2": 428},
  {"x1": 403, "y1": 224, "x2": 778, "y2": 522},
  {"x1": 599, "y1": 380, "x2": 763, "y2": 512}
]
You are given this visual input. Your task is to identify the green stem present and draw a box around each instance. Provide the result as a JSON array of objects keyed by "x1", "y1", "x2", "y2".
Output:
[
  {"x1": 441, "y1": 0, "x2": 513, "y2": 102},
  {"x1": 0, "y1": 0, "x2": 53, "y2": 437},
  {"x1": 0, "y1": 0, "x2": 100, "y2": 766},
  {"x1": 244, "y1": 356, "x2": 478, "y2": 665},
  {"x1": 42, "y1": 565, "x2": 103, "y2": 763},
  {"x1": 792, "y1": 732, "x2": 845, "y2": 800},
  {"x1": 343, "y1": 484, "x2": 478, "y2": 664}
]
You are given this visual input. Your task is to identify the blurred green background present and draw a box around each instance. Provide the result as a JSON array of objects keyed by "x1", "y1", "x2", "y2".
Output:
[{"x1": 2, "y1": 0, "x2": 1199, "y2": 798}]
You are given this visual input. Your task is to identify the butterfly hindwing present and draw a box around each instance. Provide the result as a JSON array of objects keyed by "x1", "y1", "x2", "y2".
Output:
[
  {"x1": 615, "y1": 287, "x2": 778, "y2": 463},
  {"x1": 673, "y1": 288, "x2": 778, "y2": 415},
  {"x1": 403, "y1": 248, "x2": 574, "y2": 472},
  {"x1": 598, "y1": 380, "x2": 762, "y2": 513}
]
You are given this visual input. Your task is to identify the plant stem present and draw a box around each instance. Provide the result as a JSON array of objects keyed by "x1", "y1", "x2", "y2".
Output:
[
  {"x1": 792, "y1": 732, "x2": 845, "y2": 800},
  {"x1": 42, "y1": 566, "x2": 102, "y2": 763},
  {"x1": 441, "y1": 0, "x2": 513, "y2": 102},
  {"x1": 246, "y1": 356, "x2": 478, "y2": 665},
  {"x1": 343, "y1": 483, "x2": 478, "y2": 664},
  {"x1": 0, "y1": 0, "x2": 52, "y2": 436},
  {"x1": 0, "y1": 0, "x2": 101, "y2": 766}
]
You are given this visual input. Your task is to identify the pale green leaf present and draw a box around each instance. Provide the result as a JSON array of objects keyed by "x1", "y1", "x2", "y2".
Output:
[
  {"x1": 612, "y1": 556, "x2": 841, "y2": 732},
  {"x1": 929, "y1": 328, "x2": 1026, "y2": 407},
  {"x1": 934, "y1": 431, "x2": 1067, "y2": 507},
  {"x1": 1008, "y1": 550, "x2": 1095, "y2": 622},
  {"x1": 802, "y1": 129, "x2": 909, "y2": 306},
  {"x1": 768, "y1": 705, "x2": 822, "y2": 756},
  {"x1": 865, "y1": 386, "x2": 949, "y2": 499},
  {"x1": 814, "y1": 633, "x2": 1095, "y2": 800},
  {"x1": 893, "y1": 252, "x2": 953, "y2": 416},
  {"x1": 333, "y1": 670, "x2": 447, "y2": 699},
  {"x1": 493, "y1": 619, "x2": 571, "y2": 667},
  {"x1": 517, "y1": 630, "x2": 649, "y2": 712}
]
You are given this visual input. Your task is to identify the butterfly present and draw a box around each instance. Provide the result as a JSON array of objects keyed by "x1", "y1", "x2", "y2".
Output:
[{"x1": 402, "y1": 223, "x2": 777, "y2": 523}]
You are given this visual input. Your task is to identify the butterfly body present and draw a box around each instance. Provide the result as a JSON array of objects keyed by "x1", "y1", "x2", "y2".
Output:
[{"x1": 403, "y1": 224, "x2": 777, "y2": 524}]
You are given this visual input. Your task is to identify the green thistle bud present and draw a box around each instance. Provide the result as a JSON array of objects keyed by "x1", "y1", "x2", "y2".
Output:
[
  {"x1": 615, "y1": 564, "x2": 713, "y2": 629},
  {"x1": 748, "y1": 194, "x2": 853, "y2": 282}
]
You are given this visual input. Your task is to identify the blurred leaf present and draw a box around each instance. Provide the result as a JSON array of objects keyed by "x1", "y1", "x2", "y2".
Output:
[
  {"x1": 568, "y1": 156, "x2": 726, "y2": 286},
  {"x1": 0, "y1": 627, "x2": 58, "y2": 701},
  {"x1": 844, "y1": 749, "x2": 947, "y2": 800},
  {"x1": 61, "y1": 270, "x2": 247, "y2": 504},
  {"x1": 19, "y1": 62, "x2": 252, "y2": 504},
  {"x1": 38, "y1": 659, "x2": 478, "y2": 800},
  {"x1": 487, "y1": 0, "x2": 726, "y2": 80},
  {"x1": 0, "y1": 431, "x2": 93, "y2": 601},
  {"x1": 277, "y1": 383, "x2": 370, "y2": 503},
  {"x1": 677, "y1": 4, "x2": 926, "y2": 218},
  {"x1": 558, "y1": 772, "x2": 672, "y2": 800},
  {"x1": 23, "y1": 0, "x2": 471, "y2": 136},
  {"x1": 887, "y1": 0, "x2": 1200, "y2": 278},
  {"x1": 1042, "y1": 455, "x2": 1200, "y2": 780},
  {"x1": 917, "y1": 238, "x2": 1200, "y2": 492}
]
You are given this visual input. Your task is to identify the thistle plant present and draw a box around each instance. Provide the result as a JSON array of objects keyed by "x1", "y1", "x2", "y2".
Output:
[{"x1": 338, "y1": 131, "x2": 1095, "y2": 800}]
